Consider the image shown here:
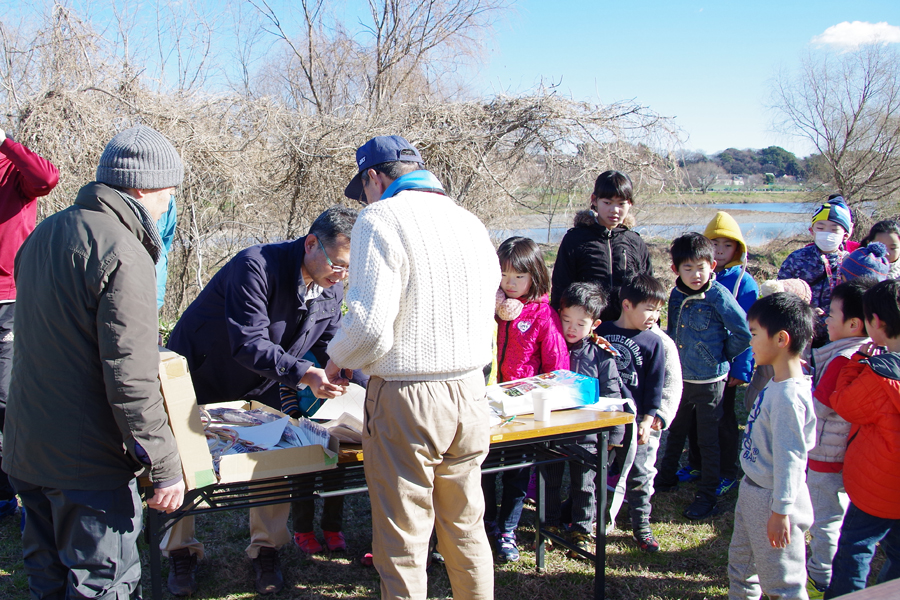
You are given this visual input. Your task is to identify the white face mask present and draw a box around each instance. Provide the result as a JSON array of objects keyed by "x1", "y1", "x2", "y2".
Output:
[{"x1": 815, "y1": 231, "x2": 843, "y2": 253}]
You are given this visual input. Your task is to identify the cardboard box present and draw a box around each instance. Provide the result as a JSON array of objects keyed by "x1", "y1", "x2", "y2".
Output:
[{"x1": 158, "y1": 348, "x2": 339, "y2": 490}]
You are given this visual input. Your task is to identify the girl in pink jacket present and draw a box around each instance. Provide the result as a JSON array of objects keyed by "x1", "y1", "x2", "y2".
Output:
[{"x1": 483, "y1": 236, "x2": 569, "y2": 563}]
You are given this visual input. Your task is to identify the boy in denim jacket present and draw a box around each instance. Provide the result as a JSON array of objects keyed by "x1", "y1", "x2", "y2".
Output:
[{"x1": 656, "y1": 233, "x2": 751, "y2": 519}]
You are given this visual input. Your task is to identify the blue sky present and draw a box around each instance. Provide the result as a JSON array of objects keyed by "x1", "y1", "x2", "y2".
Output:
[{"x1": 478, "y1": 1, "x2": 900, "y2": 158}]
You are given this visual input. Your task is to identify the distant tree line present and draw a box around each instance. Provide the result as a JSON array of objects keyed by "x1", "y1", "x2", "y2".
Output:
[{"x1": 678, "y1": 146, "x2": 817, "y2": 179}]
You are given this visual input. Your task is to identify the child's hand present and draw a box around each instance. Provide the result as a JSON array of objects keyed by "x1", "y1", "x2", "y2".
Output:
[
  {"x1": 727, "y1": 377, "x2": 745, "y2": 388},
  {"x1": 858, "y1": 341, "x2": 884, "y2": 358},
  {"x1": 767, "y1": 512, "x2": 791, "y2": 549},
  {"x1": 637, "y1": 415, "x2": 653, "y2": 445},
  {"x1": 650, "y1": 416, "x2": 663, "y2": 431}
]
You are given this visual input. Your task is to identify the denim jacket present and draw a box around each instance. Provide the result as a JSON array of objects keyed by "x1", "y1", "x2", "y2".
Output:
[{"x1": 667, "y1": 277, "x2": 752, "y2": 382}]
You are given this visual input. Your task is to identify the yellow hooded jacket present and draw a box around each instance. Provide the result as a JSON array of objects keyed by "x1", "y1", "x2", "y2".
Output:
[{"x1": 704, "y1": 210, "x2": 748, "y2": 296}]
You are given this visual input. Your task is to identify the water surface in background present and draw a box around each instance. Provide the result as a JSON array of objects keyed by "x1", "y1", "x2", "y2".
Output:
[
  {"x1": 491, "y1": 222, "x2": 808, "y2": 247},
  {"x1": 710, "y1": 202, "x2": 813, "y2": 214},
  {"x1": 492, "y1": 201, "x2": 813, "y2": 247}
]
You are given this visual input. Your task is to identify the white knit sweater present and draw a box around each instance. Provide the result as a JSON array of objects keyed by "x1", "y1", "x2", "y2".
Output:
[{"x1": 327, "y1": 190, "x2": 500, "y2": 381}]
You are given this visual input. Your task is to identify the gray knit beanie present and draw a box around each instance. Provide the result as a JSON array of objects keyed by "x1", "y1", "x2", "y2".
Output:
[{"x1": 96, "y1": 125, "x2": 184, "y2": 189}]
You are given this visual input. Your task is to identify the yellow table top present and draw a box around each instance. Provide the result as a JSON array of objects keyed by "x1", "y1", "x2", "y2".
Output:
[
  {"x1": 489, "y1": 409, "x2": 634, "y2": 443},
  {"x1": 338, "y1": 409, "x2": 634, "y2": 463}
]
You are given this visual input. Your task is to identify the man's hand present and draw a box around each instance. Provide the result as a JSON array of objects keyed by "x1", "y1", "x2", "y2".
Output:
[
  {"x1": 148, "y1": 479, "x2": 185, "y2": 513},
  {"x1": 637, "y1": 415, "x2": 654, "y2": 445},
  {"x1": 727, "y1": 377, "x2": 746, "y2": 388},
  {"x1": 324, "y1": 359, "x2": 351, "y2": 386},
  {"x1": 301, "y1": 366, "x2": 347, "y2": 399},
  {"x1": 767, "y1": 511, "x2": 791, "y2": 548}
]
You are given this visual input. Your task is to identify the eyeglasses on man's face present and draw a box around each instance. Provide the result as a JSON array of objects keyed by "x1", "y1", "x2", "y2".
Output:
[{"x1": 317, "y1": 238, "x2": 349, "y2": 274}]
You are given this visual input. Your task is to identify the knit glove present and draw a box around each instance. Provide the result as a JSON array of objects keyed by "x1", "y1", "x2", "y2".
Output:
[{"x1": 495, "y1": 288, "x2": 524, "y2": 321}]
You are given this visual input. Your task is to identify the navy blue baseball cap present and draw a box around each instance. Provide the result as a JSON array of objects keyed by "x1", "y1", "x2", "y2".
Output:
[{"x1": 344, "y1": 135, "x2": 424, "y2": 201}]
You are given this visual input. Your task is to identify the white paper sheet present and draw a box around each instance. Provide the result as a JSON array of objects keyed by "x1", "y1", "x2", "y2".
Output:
[
  {"x1": 235, "y1": 416, "x2": 289, "y2": 449},
  {"x1": 310, "y1": 383, "x2": 366, "y2": 421}
]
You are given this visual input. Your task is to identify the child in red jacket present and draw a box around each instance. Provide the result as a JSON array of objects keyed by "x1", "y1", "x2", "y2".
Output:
[
  {"x1": 826, "y1": 279, "x2": 900, "y2": 598},
  {"x1": 482, "y1": 236, "x2": 569, "y2": 563}
]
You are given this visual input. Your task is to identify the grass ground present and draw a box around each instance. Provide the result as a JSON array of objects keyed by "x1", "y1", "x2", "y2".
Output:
[{"x1": 0, "y1": 469, "x2": 741, "y2": 600}]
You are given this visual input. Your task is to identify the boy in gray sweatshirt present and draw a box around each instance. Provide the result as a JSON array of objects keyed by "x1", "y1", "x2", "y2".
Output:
[{"x1": 728, "y1": 293, "x2": 817, "y2": 600}]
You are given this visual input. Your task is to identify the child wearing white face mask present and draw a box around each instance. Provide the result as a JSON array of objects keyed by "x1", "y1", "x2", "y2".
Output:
[{"x1": 777, "y1": 195, "x2": 858, "y2": 348}]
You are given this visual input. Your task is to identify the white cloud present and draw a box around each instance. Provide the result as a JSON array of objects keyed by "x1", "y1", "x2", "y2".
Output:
[{"x1": 811, "y1": 21, "x2": 900, "y2": 51}]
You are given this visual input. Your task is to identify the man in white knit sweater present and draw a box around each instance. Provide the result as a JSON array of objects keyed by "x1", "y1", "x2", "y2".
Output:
[{"x1": 327, "y1": 136, "x2": 500, "y2": 599}]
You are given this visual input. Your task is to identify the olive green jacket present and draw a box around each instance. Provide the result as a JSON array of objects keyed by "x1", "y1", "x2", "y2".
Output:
[{"x1": 3, "y1": 182, "x2": 182, "y2": 490}]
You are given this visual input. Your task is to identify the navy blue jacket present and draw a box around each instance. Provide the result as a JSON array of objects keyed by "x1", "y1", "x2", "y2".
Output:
[
  {"x1": 667, "y1": 277, "x2": 751, "y2": 382},
  {"x1": 168, "y1": 237, "x2": 342, "y2": 407},
  {"x1": 568, "y1": 334, "x2": 624, "y2": 399},
  {"x1": 595, "y1": 322, "x2": 665, "y2": 418},
  {"x1": 569, "y1": 334, "x2": 626, "y2": 445}
]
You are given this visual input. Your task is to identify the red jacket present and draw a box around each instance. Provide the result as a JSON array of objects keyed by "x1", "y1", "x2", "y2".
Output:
[
  {"x1": 0, "y1": 137, "x2": 60, "y2": 301},
  {"x1": 496, "y1": 294, "x2": 569, "y2": 383},
  {"x1": 831, "y1": 352, "x2": 900, "y2": 519}
]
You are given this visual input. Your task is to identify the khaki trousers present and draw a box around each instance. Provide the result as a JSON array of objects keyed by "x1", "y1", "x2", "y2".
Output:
[
  {"x1": 160, "y1": 502, "x2": 292, "y2": 559},
  {"x1": 363, "y1": 374, "x2": 494, "y2": 600}
]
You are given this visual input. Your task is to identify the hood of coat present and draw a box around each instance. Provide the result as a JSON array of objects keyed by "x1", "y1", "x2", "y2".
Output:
[
  {"x1": 75, "y1": 182, "x2": 160, "y2": 261},
  {"x1": 573, "y1": 209, "x2": 630, "y2": 238},
  {"x1": 704, "y1": 210, "x2": 747, "y2": 269},
  {"x1": 864, "y1": 352, "x2": 900, "y2": 382}
]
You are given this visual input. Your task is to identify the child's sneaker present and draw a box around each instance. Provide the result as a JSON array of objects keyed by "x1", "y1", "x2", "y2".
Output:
[
  {"x1": 566, "y1": 532, "x2": 593, "y2": 559},
  {"x1": 676, "y1": 465, "x2": 701, "y2": 482},
  {"x1": 292, "y1": 531, "x2": 323, "y2": 554},
  {"x1": 0, "y1": 498, "x2": 19, "y2": 519},
  {"x1": 496, "y1": 533, "x2": 520, "y2": 563},
  {"x1": 683, "y1": 494, "x2": 719, "y2": 520},
  {"x1": 534, "y1": 525, "x2": 563, "y2": 550},
  {"x1": 0, "y1": 498, "x2": 16, "y2": 520},
  {"x1": 323, "y1": 530, "x2": 346, "y2": 552},
  {"x1": 484, "y1": 520, "x2": 500, "y2": 544},
  {"x1": 716, "y1": 477, "x2": 737, "y2": 497},
  {"x1": 632, "y1": 528, "x2": 660, "y2": 553},
  {"x1": 806, "y1": 576, "x2": 827, "y2": 600}
]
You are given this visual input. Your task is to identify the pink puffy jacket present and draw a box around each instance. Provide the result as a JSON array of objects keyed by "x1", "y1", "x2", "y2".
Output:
[{"x1": 496, "y1": 294, "x2": 569, "y2": 383}]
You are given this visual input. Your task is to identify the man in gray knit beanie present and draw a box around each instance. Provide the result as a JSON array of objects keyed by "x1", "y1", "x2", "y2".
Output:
[{"x1": 4, "y1": 125, "x2": 185, "y2": 599}]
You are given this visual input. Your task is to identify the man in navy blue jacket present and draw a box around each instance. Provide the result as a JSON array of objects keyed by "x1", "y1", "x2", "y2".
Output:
[{"x1": 164, "y1": 206, "x2": 358, "y2": 595}]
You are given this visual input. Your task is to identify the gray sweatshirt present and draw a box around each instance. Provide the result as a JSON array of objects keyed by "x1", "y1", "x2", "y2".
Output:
[{"x1": 740, "y1": 377, "x2": 816, "y2": 515}]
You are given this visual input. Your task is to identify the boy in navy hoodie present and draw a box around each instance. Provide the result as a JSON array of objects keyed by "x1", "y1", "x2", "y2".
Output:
[{"x1": 596, "y1": 274, "x2": 668, "y2": 551}]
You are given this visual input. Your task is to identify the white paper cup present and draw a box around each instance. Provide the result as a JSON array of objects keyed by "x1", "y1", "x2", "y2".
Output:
[{"x1": 532, "y1": 389, "x2": 551, "y2": 421}]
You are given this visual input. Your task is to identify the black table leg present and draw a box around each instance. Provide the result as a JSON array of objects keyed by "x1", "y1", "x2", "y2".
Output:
[
  {"x1": 147, "y1": 507, "x2": 163, "y2": 600},
  {"x1": 595, "y1": 430, "x2": 608, "y2": 600},
  {"x1": 536, "y1": 462, "x2": 545, "y2": 570}
]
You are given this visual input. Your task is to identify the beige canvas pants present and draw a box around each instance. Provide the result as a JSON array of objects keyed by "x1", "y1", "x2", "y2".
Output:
[
  {"x1": 363, "y1": 374, "x2": 494, "y2": 600},
  {"x1": 160, "y1": 503, "x2": 292, "y2": 559}
]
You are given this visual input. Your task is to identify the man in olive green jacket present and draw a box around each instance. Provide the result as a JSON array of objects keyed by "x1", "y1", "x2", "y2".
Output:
[{"x1": 2, "y1": 125, "x2": 185, "y2": 599}]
